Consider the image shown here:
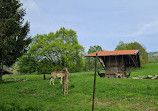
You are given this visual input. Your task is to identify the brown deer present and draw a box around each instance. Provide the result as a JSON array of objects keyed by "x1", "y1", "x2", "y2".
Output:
[
  {"x1": 116, "y1": 72, "x2": 123, "y2": 78},
  {"x1": 50, "y1": 67, "x2": 70, "y2": 85},
  {"x1": 62, "y1": 70, "x2": 69, "y2": 95}
]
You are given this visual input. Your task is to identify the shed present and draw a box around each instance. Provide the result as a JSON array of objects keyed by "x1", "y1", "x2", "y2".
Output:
[{"x1": 85, "y1": 50, "x2": 140, "y2": 78}]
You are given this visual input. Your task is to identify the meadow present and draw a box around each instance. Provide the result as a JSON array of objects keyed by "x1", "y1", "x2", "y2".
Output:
[
  {"x1": 0, "y1": 63, "x2": 158, "y2": 111},
  {"x1": 130, "y1": 63, "x2": 158, "y2": 77}
]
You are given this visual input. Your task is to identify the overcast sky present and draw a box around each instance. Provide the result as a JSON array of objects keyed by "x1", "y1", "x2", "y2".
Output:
[{"x1": 22, "y1": 0, "x2": 158, "y2": 52}]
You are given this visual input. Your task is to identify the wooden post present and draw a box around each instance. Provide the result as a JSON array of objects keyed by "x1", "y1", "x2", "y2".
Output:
[
  {"x1": 43, "y1": 74, "x2": 46, "y2": 80},
  {"x1": 92, "y1": 53, "x2": 97, "y2": 111}
]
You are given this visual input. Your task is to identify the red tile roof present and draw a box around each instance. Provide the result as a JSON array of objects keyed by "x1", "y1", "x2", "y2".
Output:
[{"x1": 85, "y1": 50, "x2": 139, "y2": 57}]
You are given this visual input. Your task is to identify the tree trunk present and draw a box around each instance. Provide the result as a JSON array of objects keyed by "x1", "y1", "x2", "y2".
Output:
[
  {"x1": 43, "y1": 74, "x2": 46, "y2": 80},
  {"x1": 0, "y1": 60, "x2": 3, "y2": 81},
  {"x1": 0, "y1": 73, "x2": 2, "y2": 81}
]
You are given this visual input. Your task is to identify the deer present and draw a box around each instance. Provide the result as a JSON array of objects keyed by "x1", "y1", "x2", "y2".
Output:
[
  {"x1": 98, "y1": 72, "x2": 105, "y2": 78},
  {"x1": 116, "y1": 71, "x2": 123, "y2": 78},
  {"x1": 62, "y1": 70, "x2": 69, "y2": 95},
  {"x1": 50, "y1": 67, "x2": 71, "y2": 85}
]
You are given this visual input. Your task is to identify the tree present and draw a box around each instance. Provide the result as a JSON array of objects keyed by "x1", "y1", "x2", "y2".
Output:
[
  {"x1": 0, "y1": 0, "x2": 31, "y2": 80},
  {"x1": 88, "y1": 45, "x2": 102, "y2": 54},
  {"x1": 17, "y1": 55, "x2": 36, "y2": 73},
  {"x1": 115, "y1": 41, "x2": 149, "y2": 66},
  {"x1": 18, "y1": 27, "x2": 85, "y2": 73},
  {"x1": 84, "y1": 45, "x2": 103, "y2": 71}
]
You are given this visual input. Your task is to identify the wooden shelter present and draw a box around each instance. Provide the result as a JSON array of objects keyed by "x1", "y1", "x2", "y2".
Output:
[{"x1": 85, "y1": 50, "x2": 140, "y2": 78}]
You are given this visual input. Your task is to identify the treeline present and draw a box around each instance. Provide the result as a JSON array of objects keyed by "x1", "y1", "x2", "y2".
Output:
[
  {"x1": 148, "y1": 52, "x2": 158, "y2": 63},
  {"x1": 17, "y1": 32, "x2": 150, "y2": 73},
  {"x1": 2, "y1": 27, "x2": 150, "y2": 74}
]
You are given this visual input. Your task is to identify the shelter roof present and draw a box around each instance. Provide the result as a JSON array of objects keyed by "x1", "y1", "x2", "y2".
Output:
[{"x1": 85, "y1": 50, "x2": 139, "y2": 57}]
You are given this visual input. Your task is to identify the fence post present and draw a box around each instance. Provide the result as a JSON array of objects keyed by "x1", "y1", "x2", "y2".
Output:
[
  {"x1": 92, "y1": 53, "x2": 97, "y2": 111},
  {"x1": 44, "y1": 74, "x2": 46, "y2": 80}
]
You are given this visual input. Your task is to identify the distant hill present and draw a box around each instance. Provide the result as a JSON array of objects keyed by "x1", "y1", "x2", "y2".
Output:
[{"x1": 148, "y1": 52, "x2": 158, "y2": 58}]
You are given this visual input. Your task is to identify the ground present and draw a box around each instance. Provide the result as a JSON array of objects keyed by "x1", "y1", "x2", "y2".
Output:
[{"x1": 0, "y1": 63, "x2": 158, "y2": 111}]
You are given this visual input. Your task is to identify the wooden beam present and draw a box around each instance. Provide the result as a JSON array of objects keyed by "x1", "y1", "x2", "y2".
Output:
[
  {"x1": 98, "y1": 58, "x2": 106, "y2": 71},
  {"x1": 130, "y1": 55, "x2": 138, "y2": 67}
]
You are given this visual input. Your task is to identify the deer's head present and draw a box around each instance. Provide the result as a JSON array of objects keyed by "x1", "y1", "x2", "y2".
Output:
[
  {"x1": 63, "y1": 67, "x2": 68, "y2": 71},
  {"x1": 63, "y1": 67, "x2": 71, "y2": 76}
]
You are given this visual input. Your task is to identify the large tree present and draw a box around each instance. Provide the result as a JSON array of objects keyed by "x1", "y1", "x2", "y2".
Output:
[
  {"x1": 0, "y1": 0, "x2": 31, "y2": 80},
  {"x1": 18, "y1": 27, "x2": 85, "y2": 73}
]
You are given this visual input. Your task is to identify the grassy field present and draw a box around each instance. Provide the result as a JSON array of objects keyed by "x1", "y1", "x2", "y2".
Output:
[
  {"x1": 0, "y1": 63, "x2": 158, "y2": 111},
  {"x1": 130, "y1": 63, "x2": 158, "y2": 77},
  {"x1": 153, "y1": 53, "x2": 158, "y2": 57}
]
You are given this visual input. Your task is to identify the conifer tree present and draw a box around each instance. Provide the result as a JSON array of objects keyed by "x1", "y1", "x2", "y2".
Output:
[{"x1": 0, "y1": 0, "x2": 31, "y2": 80}]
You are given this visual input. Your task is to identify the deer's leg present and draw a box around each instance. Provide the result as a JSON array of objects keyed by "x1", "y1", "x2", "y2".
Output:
[
  {"x1": 62, "y1": 83, "x2": 63, "y2": 92},
  {"x1": 60, "y1": 77, "x2": 62, "y2": 84},
  {"x1": 64, "y1": 83, "x2": 66, "y2": 95},
  {"x1": 62, "y1": 79, "x2": 64, "y2": 92},
  {"x1": 50, "y1": 78, "x2": 52, "y2": 85},
  {"x1": 66, "y1": 82, "x2": 69, "y2": 94},
  {"x1": 52, "y1": 78, "x2": 54, "y2": 85}
]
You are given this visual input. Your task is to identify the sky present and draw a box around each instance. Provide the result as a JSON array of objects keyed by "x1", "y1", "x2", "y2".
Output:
[{"x1": 21, "y1": 0, "x2": 158, "y2": 52}]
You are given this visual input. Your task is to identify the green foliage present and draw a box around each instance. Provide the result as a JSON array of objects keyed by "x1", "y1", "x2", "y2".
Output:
[
  {"x1": 148, "y1": 52, "x2": 158, "y2": 63},
  {"x1": 1, "y1": 63, "x2": 158, "y2": 110},
  {"x1": 149, "y1": 57, "x2": 158, "y2": 63},
  {"x1": 84, "y1": 45, "x2": 103, "y2": 71},
  {"x1": 115, "y1": 41, "x2": 149, "y2": 66},
  {"x1": 88, "y1": 45, "x2": 102, "y2": 54},
  {"x1": 18, "y1": 27, "x2": 84, "y2": 73},
  {"x1": 17, "y1": 55, "x2": 36, "y2": 73},
  {"x1": 0, "y1": 0, "x2": 31, "y2": 80},
  {"x1": 0, "y1": 0, "x2": 31, "y2": 62}
]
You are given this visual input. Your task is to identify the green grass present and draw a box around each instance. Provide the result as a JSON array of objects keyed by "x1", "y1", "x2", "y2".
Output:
[
  {"x1": 130, "y1": 63, "x2": 158, "y2": 77},
  {"x1": 0, "y1": 63, "x2": 158, "y2": 111}
]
